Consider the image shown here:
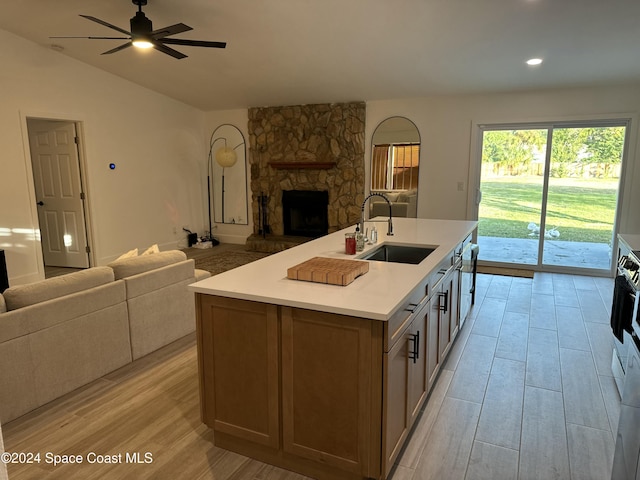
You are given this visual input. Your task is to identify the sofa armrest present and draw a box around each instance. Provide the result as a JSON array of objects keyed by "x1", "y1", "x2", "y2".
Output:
[
  {"x1": 407, "y1": 195, "x2": 417, "y2": 218},
  {"x1": 195, "y1": 269, "x2": 212, "y2": 282}
]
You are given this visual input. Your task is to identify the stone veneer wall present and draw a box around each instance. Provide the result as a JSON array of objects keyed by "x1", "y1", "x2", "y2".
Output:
[{"x1": 248, "y1": 102, "x2": 366, "y2": 236}]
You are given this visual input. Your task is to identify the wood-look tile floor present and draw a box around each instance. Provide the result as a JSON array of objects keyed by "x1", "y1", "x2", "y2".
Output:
[{"x1": 3, "y1": 272, "x2": 619, "y2": 480}]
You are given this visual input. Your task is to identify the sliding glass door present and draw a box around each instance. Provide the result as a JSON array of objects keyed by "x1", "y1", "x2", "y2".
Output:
[{"x1": 477, "y1": 121, "x2": 626, "y2": 274}]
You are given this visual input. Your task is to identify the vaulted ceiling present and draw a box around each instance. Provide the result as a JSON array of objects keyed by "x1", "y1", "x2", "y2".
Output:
[{"x1": 2, "y1": 0, "x2": 640, "y2": 111}]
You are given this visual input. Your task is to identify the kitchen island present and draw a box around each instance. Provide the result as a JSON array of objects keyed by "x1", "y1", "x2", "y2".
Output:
[{"x1": 189, "y1": 218, "x2": 477, "y2": 480}]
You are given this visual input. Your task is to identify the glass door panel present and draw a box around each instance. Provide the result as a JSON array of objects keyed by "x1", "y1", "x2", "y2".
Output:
[
  {"x1": 477, "y1": 128, "x2": 548, "y2": 265},
  {"x1": 541, "y1": 126, "x2": 624, "y2": 270}
]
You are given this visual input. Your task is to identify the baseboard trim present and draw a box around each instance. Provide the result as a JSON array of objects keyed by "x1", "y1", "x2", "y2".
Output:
[{"x1": 477, "y1": 265, "x2": 534, "y2": 278}]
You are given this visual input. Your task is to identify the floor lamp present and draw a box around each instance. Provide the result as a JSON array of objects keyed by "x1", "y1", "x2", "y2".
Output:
[
  {"x1": 207, "y1": 124, "x2": 245, "y2": 238},
  {"x1": 215, "y1": 146, "x2": 238, "y2": 223}
]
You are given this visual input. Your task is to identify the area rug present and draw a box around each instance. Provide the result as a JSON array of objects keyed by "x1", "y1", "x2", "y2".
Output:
[{"x1": 194, "y1": 250, "x2": 272, "y2": 276}]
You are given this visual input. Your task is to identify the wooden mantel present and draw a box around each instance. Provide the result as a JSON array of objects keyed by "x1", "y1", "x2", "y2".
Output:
[{"x1": 268, "y1": 161, "x2": 337, "y2": 169}]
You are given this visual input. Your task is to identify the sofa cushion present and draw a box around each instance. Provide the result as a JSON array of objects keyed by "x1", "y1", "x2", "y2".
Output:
[
  {"x1": 141, "y1": 244, "x2": 160, "y2": 255},
  {"x1": 2, "y1": 267, "x2": 115, "y2": 311},
  {"x1": 108, "y1": 250, "x2": 187, "y2": 280},
  {"x1": 0, "y1": 294, "x2": 5, "y2": 314},
  {"x1": 115, "y1": 248, "x2": 138, "y2": 261}
]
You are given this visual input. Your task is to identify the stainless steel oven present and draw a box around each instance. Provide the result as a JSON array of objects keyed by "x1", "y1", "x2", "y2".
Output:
[
  {"x1": 611, "y1": 250, "x2": 640, "y2": 395},
  {"x1": 611, "y1": 249, "x2": 640, "y2": 480},
  {"x1": 612, "y1": 331, "x2": 640, "y2": 480}
]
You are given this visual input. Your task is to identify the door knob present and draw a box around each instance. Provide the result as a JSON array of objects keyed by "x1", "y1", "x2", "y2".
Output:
[{"x1": 37, "y1": 201, "x2": 44, "y2": 206}]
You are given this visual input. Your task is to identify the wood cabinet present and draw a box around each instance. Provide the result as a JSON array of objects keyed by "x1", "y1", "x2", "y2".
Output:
[
  {"x1": 451, "y1": 262, "x2": 461, "y2": 340},
  {"x1": 407, "y1": 304, "x2": 429, "y2": 425},
  {"x1": 425, "y1": 258, "x2": 460, "y2": 392},
  {"x1": 195, "y1": 239, "x2": 470, "y2": 480},
  {"x1": 281, "y1": 307, "x2": 382, "y2": 477},
  {"x1": 437, "y1": 268, "x2": 455, "y2": 361},
  {"x1": 197, "y1": 295, "x2": 383, "y2": 479},
  {"x1": 196, "y1": 295, "x2": 280, "y2": 448},
  {"x1": 382, "y1": 299, "x2": 430, "y2": 477},
  {"x1": 427, "y1": 296, "x2": 441, "y2": 391}
]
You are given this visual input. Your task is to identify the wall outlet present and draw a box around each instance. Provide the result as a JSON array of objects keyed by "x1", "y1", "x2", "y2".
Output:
[{"x1": 457, "y1": 181, "x2": 465, "y2": 192}]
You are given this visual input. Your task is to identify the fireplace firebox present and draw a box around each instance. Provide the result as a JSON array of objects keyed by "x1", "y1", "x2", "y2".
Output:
[{"x1": 282, "y1": 190, "x2": 329, "y2": 238}]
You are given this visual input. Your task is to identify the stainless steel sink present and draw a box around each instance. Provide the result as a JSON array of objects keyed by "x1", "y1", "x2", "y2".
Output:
[{"x1": 360, "y1": 244, "x2": 437, "y2": 265}]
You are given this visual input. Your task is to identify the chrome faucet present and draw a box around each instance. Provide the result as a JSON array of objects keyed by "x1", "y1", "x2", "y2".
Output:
[{"x1": 361, "y1": 193, "x2": 394, "y2": 236}]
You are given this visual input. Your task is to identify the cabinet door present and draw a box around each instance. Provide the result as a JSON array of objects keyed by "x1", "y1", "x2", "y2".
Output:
[
  {"x1": 427, "y1": 298, "x2": 440, "y2": 391},
  {"x1": 197, "y1": 295, "x2": 280, "y2": 448},
  {"x1": 383, "y1": 324, "x2": 410, "y2": 477},
  {"x1": 281, "y1": 307, "x2": 376, "y2": 477},
  {"x1": 382, "y1": 300, "x2": 430, "y2": 478},
  {"x1": 450, "y1": 268, "x2": 461, "y2": 342},
  {"x1": 438, "y1": 277, "x2": 452, "y2": 360},
  {"x1": 408, "y1": 301, "x2": 429, "y2": 426}
]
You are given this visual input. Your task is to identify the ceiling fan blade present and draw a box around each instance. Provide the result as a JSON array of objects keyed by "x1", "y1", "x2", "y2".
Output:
[
  {"x1": 50, "y1": 36, "x2": 130, "y2": 40},
  {"x1": 152, "y1": 42, "x2": 187, "y2": 59},
  {"x1": 101, "y1": 42, "x2": 133, "y2": 55},
  {"x1": 160, "y1": 38, "x2": 226, "y2": 49},
  {"x1": 151, "y1": 23, "x2": 192, "y2": 40},
  {"x1": 80, "y1": 15, "x2": 131, "y2": 36}
]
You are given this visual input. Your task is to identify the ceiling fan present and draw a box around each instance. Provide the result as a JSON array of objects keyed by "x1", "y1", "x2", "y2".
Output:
[{"x1": 51, "y1": 0, "x2": 226, "y2": 59}]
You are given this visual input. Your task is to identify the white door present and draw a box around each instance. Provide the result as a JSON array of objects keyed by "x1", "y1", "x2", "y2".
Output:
[{"x1": 28, "y1": 119, "x2": 90, "y2": 268}]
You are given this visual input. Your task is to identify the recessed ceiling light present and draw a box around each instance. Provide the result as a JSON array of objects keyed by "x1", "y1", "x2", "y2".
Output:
[{"x1": 526, "y1": 58, "x2": 543, "y2": 66}]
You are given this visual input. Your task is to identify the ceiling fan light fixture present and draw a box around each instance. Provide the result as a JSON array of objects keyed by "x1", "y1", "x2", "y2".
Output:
[
  {"x1": 132, "y1": 38, "x2": 153, "y2": 49},
  {"x1": 55, "y1": 1, "x2": 227, "y2": 59}
]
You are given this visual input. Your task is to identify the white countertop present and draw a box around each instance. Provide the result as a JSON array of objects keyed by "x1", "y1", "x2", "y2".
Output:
[{"x1": 189, "y1": 218, "x2": 477, "y2": 321}]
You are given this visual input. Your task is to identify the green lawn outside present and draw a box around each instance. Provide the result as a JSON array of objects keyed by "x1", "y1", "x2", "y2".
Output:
[{"x1": 478, "y1": 176, "x2": 618, "y2": 243}]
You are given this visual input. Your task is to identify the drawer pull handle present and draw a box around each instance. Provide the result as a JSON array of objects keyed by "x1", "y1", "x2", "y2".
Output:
[{"x1": 405, "y1": 303, "x2": 419, "y2": 313}]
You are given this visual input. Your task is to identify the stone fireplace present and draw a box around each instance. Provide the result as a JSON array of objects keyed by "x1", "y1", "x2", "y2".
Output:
[{"x1": 246, "y1": 102, "x2": 365, "y2": 252}]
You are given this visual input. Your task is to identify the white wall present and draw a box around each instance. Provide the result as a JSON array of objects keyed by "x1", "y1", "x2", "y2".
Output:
[
  {"x1": 204, "y1": 109, "x2": 252, "y2": 244},
  {"x1": 0, "y1": 28, "x2": 208, "y2": 285},
  {"x1": 366, "y1": 85, "x2": 640, "y2": 234},
  {"x1": 4, "y1": 26, "x2": 639, "y2": 286}
]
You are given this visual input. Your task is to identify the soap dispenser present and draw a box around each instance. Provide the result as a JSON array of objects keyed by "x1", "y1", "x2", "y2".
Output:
[{"x1": 355, "y1": 223, "x2": 365, "y2": 252}]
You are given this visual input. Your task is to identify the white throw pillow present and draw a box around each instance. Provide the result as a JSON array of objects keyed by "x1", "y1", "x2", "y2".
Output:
[
  {"x1": 141, "y1": 244, "x2": 160, "y2": 255},
  {"x1": 115, "y1": 248, "x2": 138, "y2": 261}
]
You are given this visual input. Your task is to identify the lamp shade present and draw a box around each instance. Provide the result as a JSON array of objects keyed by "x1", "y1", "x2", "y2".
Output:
[{"x1": 215, "y1": 146, "x2": 238, "y2": 168}]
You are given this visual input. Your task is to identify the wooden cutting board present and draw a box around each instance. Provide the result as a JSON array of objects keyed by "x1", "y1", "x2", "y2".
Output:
[{"x1": 287, "y1": 257, "x2": 369, "y2": 286}]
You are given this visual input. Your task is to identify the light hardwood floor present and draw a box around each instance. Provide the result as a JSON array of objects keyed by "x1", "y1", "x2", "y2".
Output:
[{"x1": 4, "y1": 272, "x2": 619, "y2": 480}]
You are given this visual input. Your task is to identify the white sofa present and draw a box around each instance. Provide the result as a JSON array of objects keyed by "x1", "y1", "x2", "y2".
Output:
[
  {"x1": 109, "y1": 250, "x2": 209, "y2": 360},
  {"x1": 369, "y1": 190, "x2": 417, "y2": 218},
  {"x1": 0, "y1": 250, "x2": 210, "y2": 423}
]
